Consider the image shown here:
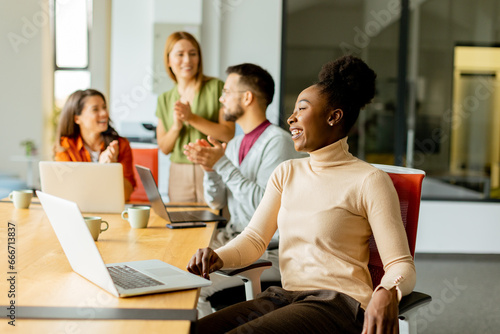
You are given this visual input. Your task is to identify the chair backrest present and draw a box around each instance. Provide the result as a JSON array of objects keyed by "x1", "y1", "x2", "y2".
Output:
[
  {"x1": 368, "y1": 164, "x2": 426, "y2": 288},
  {"x1": 129, "y1": 147, "x2": 159, "y2": 202}
]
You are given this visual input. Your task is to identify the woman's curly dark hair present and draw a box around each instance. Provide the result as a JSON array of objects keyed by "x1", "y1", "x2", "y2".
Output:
[{"x1": 317, "y1": 55, "x2": 376, "y2": 135}]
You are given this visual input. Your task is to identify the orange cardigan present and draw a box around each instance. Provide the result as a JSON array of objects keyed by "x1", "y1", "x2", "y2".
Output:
[{"x1": 55, "y1": 136, "x2": 136, "y2": 189}]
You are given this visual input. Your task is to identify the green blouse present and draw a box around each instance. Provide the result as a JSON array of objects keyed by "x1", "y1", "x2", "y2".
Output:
[{"x1": 156, "y1": 78, "x2": 224, "y2": 164}]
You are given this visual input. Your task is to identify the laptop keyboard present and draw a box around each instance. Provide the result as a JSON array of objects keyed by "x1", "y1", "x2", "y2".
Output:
[{"x1": 107, "y1": 265, "x2": 164, "y2": 290}]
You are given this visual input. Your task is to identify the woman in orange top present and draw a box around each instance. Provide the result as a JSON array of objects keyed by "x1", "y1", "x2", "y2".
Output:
[{"x1": 54, "y1": 89, "x2": 136, "y2": 201}]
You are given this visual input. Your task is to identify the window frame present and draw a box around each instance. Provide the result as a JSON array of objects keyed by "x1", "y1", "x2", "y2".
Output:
[{"x1": 52, "y1": 0, "x2": 92, "y2": 71}]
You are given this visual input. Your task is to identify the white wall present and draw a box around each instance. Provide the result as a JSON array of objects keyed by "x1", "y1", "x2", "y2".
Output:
[
  {"x1": 109, "y1": 0, "x2": 204, "y2": 197},
  {"x1": 417, "y1": 200, "x2": 500, "y2": 254},
  {"x1": 90, "y1": 0, "x2": 113, "y2": 97},
  {"x1": 109, "y1": 0, "x2": 283, "y2": 197},
  {"x1": 218, "y1": 0, "x2": 283, "y2": 124},
  {"x1": 0, "y1": 0, "x2": 47, "y2": 181},
  {"x1": 109, "y1": 0, "x2": 283, "y2": 133},
  {"x1": 109, "y1": 0, "x2": 209, "y2": 137},
  {"x1": 109, "y1": 0, "x2": 158, "y2": 135}
]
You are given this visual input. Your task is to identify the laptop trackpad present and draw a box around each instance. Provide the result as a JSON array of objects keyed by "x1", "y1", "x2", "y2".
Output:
[{"x1": 145, "y1": 267, "x2": 187, "y2": 280}]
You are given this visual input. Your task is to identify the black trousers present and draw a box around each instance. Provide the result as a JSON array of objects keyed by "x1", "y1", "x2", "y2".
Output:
[{"x1": 198, "y1": 286, "x2": 365, "y2": 334}]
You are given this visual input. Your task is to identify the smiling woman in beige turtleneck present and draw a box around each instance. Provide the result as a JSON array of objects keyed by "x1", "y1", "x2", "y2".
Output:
[{"x1": 187, "y1": 55, "x2": 415, "y2": 334}]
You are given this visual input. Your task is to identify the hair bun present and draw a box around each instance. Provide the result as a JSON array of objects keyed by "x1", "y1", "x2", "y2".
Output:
[
  {"x1": 316, "y1": 55, "x2": 376, "y2": 134},
  {"x1": 318, "y1": 55, "x2": 376, "y2": 109}
]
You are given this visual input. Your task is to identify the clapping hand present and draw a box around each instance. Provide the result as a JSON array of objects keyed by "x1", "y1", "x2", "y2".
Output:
[
  {"x1": 183, "y1": 136, "x2": 226, "y2": 171},
  {"x1": 99, "y1": 140, "x2": 119, "y2": 163},
  {"x1": 174, "y1": 100, "x2": 194, "y2": 123}
]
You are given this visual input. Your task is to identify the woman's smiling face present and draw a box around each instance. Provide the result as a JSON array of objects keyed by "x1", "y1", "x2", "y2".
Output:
[
  {"x1": 287, "y1": 85, "x2": 340, "y2": 153},
  {"x1": 74, "y1": 95, "x2": 109, "y2": 134},
  {"x1": 168, "y1": 39, "x2": 199, "y2": 81}
]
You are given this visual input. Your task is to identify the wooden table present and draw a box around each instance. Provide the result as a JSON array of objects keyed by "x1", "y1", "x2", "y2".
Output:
[{"x1": 0, "y1": 199, "x2": 217, "y2": 333}]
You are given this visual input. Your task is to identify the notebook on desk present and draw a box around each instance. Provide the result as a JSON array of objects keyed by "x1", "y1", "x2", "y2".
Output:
[
  {"x1": 39, "y1": 161, "x2": 124, "y2": 213},
  {"x1": 36, "y1": 191, "x2": 211, "y2": 298},
  {"x1": 135, "y1": 165, "x2": 226, "y2": 228}
]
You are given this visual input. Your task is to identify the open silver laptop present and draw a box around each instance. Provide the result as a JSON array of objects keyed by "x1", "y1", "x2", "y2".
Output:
[
  {"x1": 37, "y1": 191, "x2": 211, "y2": 297},
  {"x1": 135, "y1": 165, "x2": 226, "y2": 228},
  {"x1": 39, "y1": 161, "x2": 125, "y2": 213}
]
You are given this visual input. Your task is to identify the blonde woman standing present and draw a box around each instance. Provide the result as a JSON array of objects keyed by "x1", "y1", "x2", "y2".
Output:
[{"x1": 156, "y1": 31, "x2": 235, "y2": 203}]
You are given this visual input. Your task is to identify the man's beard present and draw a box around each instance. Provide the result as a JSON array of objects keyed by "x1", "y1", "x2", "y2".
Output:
[{"x1": 223, "y1": 104, "x2": 244, "y2": 122}]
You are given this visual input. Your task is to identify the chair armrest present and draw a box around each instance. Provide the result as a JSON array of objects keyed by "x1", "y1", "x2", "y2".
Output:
[
  {"x1": 217, "y1": 259, "x2": 272, "y2": 277},
  {"x1": 398, "y1": 291, "x2": 432, "y2": 317},
  {"x1": 216, "y1": 259, "x2": 273, "y2": 300}
]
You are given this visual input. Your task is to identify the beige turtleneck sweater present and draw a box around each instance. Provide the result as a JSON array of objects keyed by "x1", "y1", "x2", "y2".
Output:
[{"x1": 216, "y1": 137, "x2": 416, "y2": 309}]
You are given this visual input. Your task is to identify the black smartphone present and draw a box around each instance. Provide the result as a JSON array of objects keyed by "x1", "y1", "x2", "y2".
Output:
[{"x1": 166, "y1": 222, "x2": 207, "y2": 229}]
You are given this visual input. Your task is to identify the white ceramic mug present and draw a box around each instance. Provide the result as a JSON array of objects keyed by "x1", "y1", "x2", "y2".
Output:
[
  {"x1": 121, "y1": 206, "x2": 150, "y2": 228},
  {"x1": 84, "y1": 216, "x2": 109, "y2": 241},
  {"x1": 9, "y1": 190, "x2": 33, "y2": 209}
]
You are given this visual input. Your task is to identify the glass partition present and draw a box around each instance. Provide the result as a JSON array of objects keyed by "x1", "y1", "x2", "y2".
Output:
[
  {"x1": 283, "y1": 0, "x2": 500, "y2": 200},
  {"x1": 411, "y1": 1, "x2": 500, "y2": 199}
]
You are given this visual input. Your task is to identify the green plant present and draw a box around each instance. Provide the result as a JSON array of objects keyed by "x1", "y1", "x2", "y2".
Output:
[
  {"x1": 20, "y1": 139, "x2": 37, "y2": 156},
  {"x1": 51, "y1": 103, "x2": 62, "y2": 143}
]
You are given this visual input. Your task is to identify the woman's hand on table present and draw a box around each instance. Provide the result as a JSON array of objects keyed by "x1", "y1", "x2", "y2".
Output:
[{"x1": 187, "y1": 247, "x2": 224, "y2": 279}]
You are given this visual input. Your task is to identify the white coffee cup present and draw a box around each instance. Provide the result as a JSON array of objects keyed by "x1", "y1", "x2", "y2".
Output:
[
  {"x1": 84, "y1": 216, "x2": 109, "y2": 241},
  {"x1": 9, "y1": 190, "x2": 33, "y2": 209},
  {"x1": 121, "y1": 206, "x2": 150, "y2": 228}
]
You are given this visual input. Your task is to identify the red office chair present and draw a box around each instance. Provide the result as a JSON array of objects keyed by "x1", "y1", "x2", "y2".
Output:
[
  {"x1": 216, "y1": 164, "x2": 431, "y2": 334},
  {"x1": 129, "y1": 147, "x2": 159, "y2": 202},
  {"x1": 369, "y1": 164, "x2": 431, "y2": 334}
]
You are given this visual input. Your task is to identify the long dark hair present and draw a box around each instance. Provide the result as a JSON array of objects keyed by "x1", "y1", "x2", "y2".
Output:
[{"x1": 55, "y1": 89, "x2": 119, "y2": 151}]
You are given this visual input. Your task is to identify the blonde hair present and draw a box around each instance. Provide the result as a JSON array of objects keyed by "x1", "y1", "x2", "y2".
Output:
[{"x1": 164, "y1": 31, "x2": 209, "y2": 89}]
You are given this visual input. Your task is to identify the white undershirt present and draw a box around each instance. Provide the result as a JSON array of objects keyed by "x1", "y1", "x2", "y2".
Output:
[{"x1": 85, "y1": 144, "x2": 100, "y2": 162}]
